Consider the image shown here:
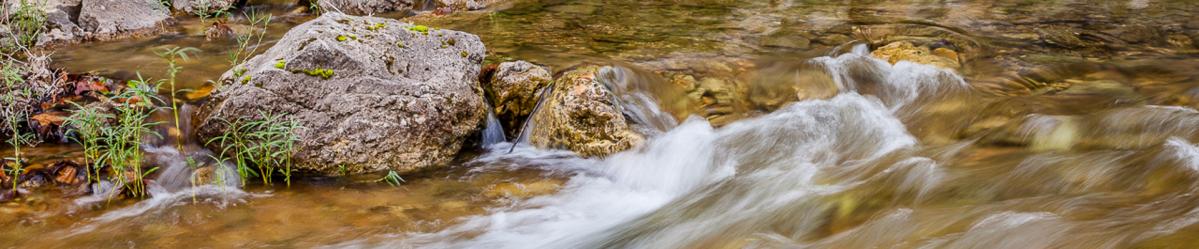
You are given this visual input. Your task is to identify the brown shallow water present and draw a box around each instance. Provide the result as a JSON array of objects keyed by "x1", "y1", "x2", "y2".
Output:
[
  {"x1": 1, "y1": 152, "x2": 566, "y2": 248},
  {"x1": 6, "y1": 0, "x2": 1199, "y2": 248}
]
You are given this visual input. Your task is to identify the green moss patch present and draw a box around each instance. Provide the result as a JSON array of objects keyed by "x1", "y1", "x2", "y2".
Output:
[
  {"x1": 407, "y1": 25, "x2": 430, "y2": 35},
  {"x1": 367, "y1": 22, "x2": 386, "y2": 31},
  {"x1": 303, "y1": 68, "x2": 335, "y2": 79}
]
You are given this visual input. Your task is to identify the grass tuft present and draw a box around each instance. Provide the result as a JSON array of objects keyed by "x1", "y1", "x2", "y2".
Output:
[
  {"x1": 206, "y1": 111, "x2": 301, "y2": 186},
  {"x1": 63, "y1": 102, "x2": 112, "y2": 184},
  {"x1": 225, "y1": 10, "x2": 272, "y2": 87},
  {"x1": 155, "y1": 46, "x2": 200, "y2": 149},
  {"x1": 1, "y1": 0, "x2": 47, "y2": 54},
  {"x1": 380, "y1": 170, "x2": 404, "y2": 187},
  {"x1": 101, "y1": 74, "x2": 164, "y2": 198},
  {"x1": 1, "y1": 61, "x2": 33, "y2": 190}
]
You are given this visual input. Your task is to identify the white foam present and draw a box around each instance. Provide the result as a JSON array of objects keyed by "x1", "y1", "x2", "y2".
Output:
[{"x1": 371, "y1": 92, "x2": 918, "y2": 249}]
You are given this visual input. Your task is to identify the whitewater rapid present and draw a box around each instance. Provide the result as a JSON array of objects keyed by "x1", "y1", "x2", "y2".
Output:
[
  {"x1": 334, "y1": 44, "x2": 1199, "y2": 249},
  {"x1": 329, "y1": 45, "x2": 961, "y2": 249}
]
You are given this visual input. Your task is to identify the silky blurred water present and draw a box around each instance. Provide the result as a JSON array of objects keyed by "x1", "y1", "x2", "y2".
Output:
[{"x1": 4, "y1": 0, "x2": 1199, "y2": 248}]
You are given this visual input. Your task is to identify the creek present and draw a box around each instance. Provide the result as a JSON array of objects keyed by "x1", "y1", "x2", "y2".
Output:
[{"x1": 4, "y1": 0, "x2": 1199, "y2": 248}]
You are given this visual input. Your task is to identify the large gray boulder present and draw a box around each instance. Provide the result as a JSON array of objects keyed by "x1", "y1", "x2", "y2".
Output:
[
  {"x1": 195, "y1": 12, "x2": 487, "y2": 175},
  {"x1": 77, "y1": 0, "x2": 171, "y2": 40},
  {"x1": 527, "y1": 65, "x2": 644, "y2": 157}
]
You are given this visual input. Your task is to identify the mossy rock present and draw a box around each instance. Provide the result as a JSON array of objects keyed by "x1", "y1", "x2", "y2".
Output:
[{"x1": 196, "y1": 13, "x2": 488, "y2": 176}]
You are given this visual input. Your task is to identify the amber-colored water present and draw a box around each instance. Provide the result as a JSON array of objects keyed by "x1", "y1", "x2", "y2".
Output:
[{"x1": 5, "y1": 0, "x2": 1199, "y2": 248}]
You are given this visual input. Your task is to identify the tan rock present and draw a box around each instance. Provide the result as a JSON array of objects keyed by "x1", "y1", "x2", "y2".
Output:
[
  {"x1": 528, "y1": 66, "x2": 644, "y2": 157},
  {"x1": 870, "y1": 41, "x2": 961, "y2": 69},
  {"x1": 484, "y1": 61, "x2": 552, "y2": 137}
]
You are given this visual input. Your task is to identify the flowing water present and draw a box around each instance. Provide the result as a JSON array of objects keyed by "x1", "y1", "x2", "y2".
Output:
[
  {"x1": 5, "y1": 0, "x2": 1199, "y2": 248},
  {"x1": 482, "y1": 107, "x2": 508, "y2": 146}
]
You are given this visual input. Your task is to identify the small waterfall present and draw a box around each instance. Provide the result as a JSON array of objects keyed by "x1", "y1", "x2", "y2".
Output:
[
  {"x1": 813, "y1": 44, "x2": 968, "y2": 112},
  {"x1": 481, "y1": 107, "x2": 507, "y2": 147},
  {"x1": 74, "y1": 144, "x2": 243, "y2": 205},
  {"x1": 67, "y1": 143, "x2": 247, "y2": 237},
  {"x1": 596, "y1": 65, "x2": 680, "y2": 134},
  {"x1": 508, "y1": 81, "x2": 555, "y2": 152},
  {"x1": 145, "y1": 144, "x2": 242, "y2": 191}
]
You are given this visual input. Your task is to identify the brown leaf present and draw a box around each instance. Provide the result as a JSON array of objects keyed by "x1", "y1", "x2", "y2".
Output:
[
  {"x1": 52, "y1": 161, "x2": 81, "y2": 185},
  {"x1": 31, "y1": 112, "x2": 66, "y2": 126},
  {"x1": 73, "y1": 78, "x2": 109, "y2": 96}
]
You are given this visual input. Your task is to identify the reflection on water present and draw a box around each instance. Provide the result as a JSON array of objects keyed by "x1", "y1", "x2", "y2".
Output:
[
  {"x1": 5, "y1": 0, "x2": 1199, "y2": 248},
  {"x1": 0, "y1": 156, "x2": 563, "y2": 248},
  {"x1": 49, "y1": 3, "x2": 308, "y2": 90}
]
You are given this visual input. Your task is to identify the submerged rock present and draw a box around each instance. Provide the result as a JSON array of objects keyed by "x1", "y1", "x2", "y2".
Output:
[
  {"x1": 483, "y1": 60, "x2": 551, "y2": 137},
  {"x1": 636, "y1": 55, "x2": 756, "y2": 127},
  {"x1": 484, "y1": 179, "x2": 563, "y2": 199},
  {"x1": 1036, "y1": 26, "x2": 1088, "y2": 49},
  {"x1": 527, "y1": 65, "x2": 644, "y2": 157},
  {"x1": 748, "y1": 61, "x2": 838, "y2": 111},
  {"x1": 49, "y1": 160, "x2": 85, "y2": 185},
  {"x1": 204, "y1": 21, "x2": 234, "y2": 40},
  {"x1": 196, "y1": 13, "x2": 487, "y2": 175},
  {"x1": 870, "y1": 41, "x2": 961, "y2": 69}
]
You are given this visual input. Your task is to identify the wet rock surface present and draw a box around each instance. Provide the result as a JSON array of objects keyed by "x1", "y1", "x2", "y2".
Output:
[
  {"x1": 870, "y1": 41, "x2": 961, "y2": 69},
  {"x1": 527, "y1": 65, "x2": 643, "y2": 157},
  {"x1": 171, "y1": 0, "x2": 238, "y2": 15},
  {"x1": 435, "y1": 0, "x2": 493, "y2": 11},
  {"x1": 77, "y1": 0, "x2": 172, "y2": 40},
  {"x1": 315, "y1": 0, "x2": 415, "y2": 15},
  {"x1": 482, "y1": 60, "x2": 550, "y2": 137},
  {"x1": 635, "y1": 55, "x2": 757, "y2": 127},
  {"x1": 6, "y1": 0, "x2": 173, "y2": 45},
  {"x1": 195, "y1": 12, "x2": 487, "y2": 175}
]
